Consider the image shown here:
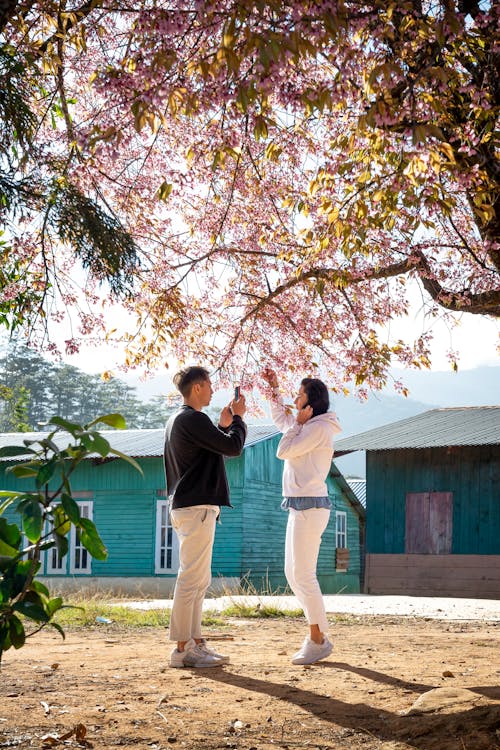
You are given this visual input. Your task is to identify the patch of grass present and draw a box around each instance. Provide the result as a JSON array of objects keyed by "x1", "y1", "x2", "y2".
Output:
[
  {"x1": 218, "y1": 572, "x2": 291, "y2": 598},
  {"x1": 328, "y1": 613, "x2": 358, "y2": 625},
  {"x1": 217, "y1": 572, "x2": 304, "y2": 619},
  {"x1": 221, "y1": 602, "x2": 304, "y2": 619},
  {"x1": 53, "y1": 599, "x2": 170, "y2": 628},
  {"x1": 47, "y1": 598, "x2": 228, "y2": 630},
  {"x1": 200, "y1": 610, "x2": 228, "y2": 628}
]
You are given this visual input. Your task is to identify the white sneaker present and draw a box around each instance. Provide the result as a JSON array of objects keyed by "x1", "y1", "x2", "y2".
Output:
[
  {"x1": 198, "y1": 639, "x2": 230, "y2": 665},
  {"x1": 169, "y1": 638, "x2": 225, "y2": 668},
  {"x1": 291, "y1": 636, "x2": 333, "y2": 665}
]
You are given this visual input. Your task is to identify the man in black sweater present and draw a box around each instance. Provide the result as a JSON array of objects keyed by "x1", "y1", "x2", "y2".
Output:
[{"x1": 164, "y1": 366, "x2": 247, "y2": 668}]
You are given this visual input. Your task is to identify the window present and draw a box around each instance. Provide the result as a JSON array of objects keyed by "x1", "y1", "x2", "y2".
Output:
[
  {"x1": 45, "y1": 496, "x2": 94, "y2": 575},
  {"x1": 155, "y1": 497, "x2": 179, "y2": 573},
  {"x1": 45, "y1": 514, "x2": 66, "y2": 575},
  {"x1": 69, "y1": 501, "x2": 93, "y2": 574},
  {"x1": 20, "y1": 534, "x2": 36, "y2": 561},
  {"x1": 335, "y1": 511, "x2": 347, "y2": 549},
  {"x1": 46, "y1": 541, "x2": 66, "y2": 574},
  {"x1": 335, "y1": 511, "x2": 349, "y2": 571}
]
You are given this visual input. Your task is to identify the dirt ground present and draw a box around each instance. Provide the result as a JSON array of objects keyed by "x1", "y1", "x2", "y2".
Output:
[{"x1": 1, "y1": 615, "x2": 499, "y2": 750}]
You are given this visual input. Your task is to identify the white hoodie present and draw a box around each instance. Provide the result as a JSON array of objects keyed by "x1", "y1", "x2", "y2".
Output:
[{"x1": 270, "y1": 395, "x2": 342, "y2": 497}]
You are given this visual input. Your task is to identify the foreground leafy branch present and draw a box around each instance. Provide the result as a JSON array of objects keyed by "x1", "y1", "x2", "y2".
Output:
[{"x1": 0, "y1": 412, "x2": 143, "y2": 665}]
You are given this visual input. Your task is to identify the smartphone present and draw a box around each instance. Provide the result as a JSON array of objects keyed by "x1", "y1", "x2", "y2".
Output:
[{"x1": 234, "y1": 386, "x2": 240, "y2": 400}]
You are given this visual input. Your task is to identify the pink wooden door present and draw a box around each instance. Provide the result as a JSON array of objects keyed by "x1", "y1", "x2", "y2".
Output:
[{"x1": 405, "y1": 492, "x2": 453, "y2": 554}]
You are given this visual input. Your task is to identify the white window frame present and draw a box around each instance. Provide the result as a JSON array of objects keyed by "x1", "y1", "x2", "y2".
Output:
[
  {"x1": 69, "y1": 500, "x2": 93, "y2": 575},
  {"x1": 155, "y1": 496, "x2": 179, "y2": 573},
  {"x1": 20, "y1": 533, "x2": 36, "y2": 561},
  {"x1": 335, "y1": 511, "x2": 347, "y2": 549},
  {"x1": 45, "y1": 512, "x2": 66, "y2": 575}
]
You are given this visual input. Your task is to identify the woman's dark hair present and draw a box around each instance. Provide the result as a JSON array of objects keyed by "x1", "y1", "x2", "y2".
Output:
[{"x1": 301, "y1": 377, "x2": 329, "y2": 417}]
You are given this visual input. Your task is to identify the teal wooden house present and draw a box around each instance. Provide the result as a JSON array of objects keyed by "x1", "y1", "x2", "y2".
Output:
[
  {"x1": 0, "y1": 425, "x2": 365, "y2": 596},
  {"x1": 335, "y1": 406, "x2": 500, "y2": 599}
]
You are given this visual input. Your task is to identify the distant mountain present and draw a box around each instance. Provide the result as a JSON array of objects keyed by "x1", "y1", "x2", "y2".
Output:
[
  {"x1": 386, "y1": 365, "x2": 499, "y2": 407},
  {"x1": 125, "y1": 364, "x2": 498, "y2": 418}
]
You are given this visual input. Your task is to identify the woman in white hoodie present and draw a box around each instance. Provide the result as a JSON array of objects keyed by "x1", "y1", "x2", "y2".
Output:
[{"x1": 262, "y1": 369, "x2": 342, "y2": 665}]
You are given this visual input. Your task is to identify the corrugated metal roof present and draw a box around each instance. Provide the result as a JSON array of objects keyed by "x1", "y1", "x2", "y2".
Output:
[
  {"x1": 0, "y1": 423, "x2": 280, "y2": 460},
  {"x1": 335, "y1": 406, "x2": 500, "y2": 453},
  {"x1": 329, "y1": 462, "x2": 366, "y2": 517},
  {"x1": 346, "y1": 478, "x2": 367, "y2": 508}
]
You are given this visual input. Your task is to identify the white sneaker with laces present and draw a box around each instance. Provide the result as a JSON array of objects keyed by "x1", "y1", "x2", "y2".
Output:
[
  {"x1": 169, "y1": 638, "x2": 225, "y2": 668},
  {"x1": 291, "y1": 636, "x2": 333, "y2": 665},
  {"x1": 198, "y1": 638, "x2": 230, "y2": 664}
]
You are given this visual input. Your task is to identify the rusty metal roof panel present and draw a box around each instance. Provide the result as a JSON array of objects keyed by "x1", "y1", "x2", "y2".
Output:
[{"x1": 334, "y1": 406, "x2": 500, "y2": 453}]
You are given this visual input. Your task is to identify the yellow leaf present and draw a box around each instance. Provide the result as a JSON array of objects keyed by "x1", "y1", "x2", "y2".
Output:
[{"x1": 157, "y1": 181, "x2": 173, "y2": 202}]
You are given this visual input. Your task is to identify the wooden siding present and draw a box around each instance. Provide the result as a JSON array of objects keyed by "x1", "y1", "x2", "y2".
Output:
[
  {"x1": 367, "y1": 445, "x2": 500, "y2": 555},
  {"x1": 241, "y1": 436, "x2": 287, "y2": 591},
  {"x1": 365, "y1": 553, "x2": 500, "y2": 598},
  {"x1": 325, "y1": 479, "x2": 362, "y2": 593},
  {"x1": 212, "y1": 487, "x2": 244, "y2": 580},
  {"x1": 0, "y1": 437, "x2": 363, "y2": 593},
  {"x1": 65, "y1": 458, "x2": 163, "y2": 578}
]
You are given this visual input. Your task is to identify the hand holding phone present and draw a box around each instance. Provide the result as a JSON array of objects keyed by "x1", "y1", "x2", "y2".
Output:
[{"x1": 231, "y1": 387, "x2": 246, "y2": 418}]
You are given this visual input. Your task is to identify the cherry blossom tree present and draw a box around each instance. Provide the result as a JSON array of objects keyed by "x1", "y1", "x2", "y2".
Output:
[{"x1": 1, "y1": 0, "x2": 498, "y2": 392}]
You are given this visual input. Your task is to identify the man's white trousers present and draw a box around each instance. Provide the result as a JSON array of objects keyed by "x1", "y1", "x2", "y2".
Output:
[{"x1": 169, "y1": 506, "x2": 218, "y2": 642}]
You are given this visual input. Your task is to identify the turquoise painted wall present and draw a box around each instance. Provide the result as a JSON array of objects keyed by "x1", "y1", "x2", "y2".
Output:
[
  {"x1": 0, "y1": 437, "x2": 364, "y2": 592},
  {"x1": 325, "y1": 476, "x2": 363, "y2": 594},
  {"x1": 211, "y1": 456, "x2": 244, "y2": 581},
  {"x1": 241, "y1": 435, "x2": 288, "y2": 592},
  {"x1": 366, "y1": 445, "x2": 500, "y2": 555}
]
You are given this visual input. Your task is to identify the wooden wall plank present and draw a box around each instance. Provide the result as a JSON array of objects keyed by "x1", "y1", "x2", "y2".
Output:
[{"x1": 365, "y1": 553, "x2": 500, "y2": 598}]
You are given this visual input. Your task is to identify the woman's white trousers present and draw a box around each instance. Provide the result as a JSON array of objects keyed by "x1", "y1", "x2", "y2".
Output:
[{"x1": 284, "y1": 507, "x2": 330, "y2": 634}]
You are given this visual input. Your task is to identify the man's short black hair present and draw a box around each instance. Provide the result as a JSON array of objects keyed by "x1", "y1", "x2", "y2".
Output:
[
  {"x1": 301, "y1": 377, "x2": 329, "y2": 417},
  {"x1": 173, "y1": 366, "x2": 210, "y2": 397}
]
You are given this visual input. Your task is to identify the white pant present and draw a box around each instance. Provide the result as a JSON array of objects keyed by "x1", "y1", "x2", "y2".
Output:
[
  {"x1": 169, "y1": 506, "x2": 218, "y2": 642},
  {"x1": 284, "y1": 507, "x2": 330, "y2": 634}
]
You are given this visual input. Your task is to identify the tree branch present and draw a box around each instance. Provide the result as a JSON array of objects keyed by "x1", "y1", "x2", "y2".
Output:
[{"x1": 240, "y1": 253, "x2": 500, "y2": 324}]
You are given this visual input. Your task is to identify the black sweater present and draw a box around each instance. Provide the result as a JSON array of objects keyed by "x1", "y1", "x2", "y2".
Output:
[{"x1": 164, "y1": 405, "x2": 247, "y2": 509}]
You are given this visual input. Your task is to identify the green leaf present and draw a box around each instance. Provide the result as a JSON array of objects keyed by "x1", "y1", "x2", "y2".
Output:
[
  {"x1": 10, "y1": 559, "x2": 39, "y2": 597},
  {"x1": 0, "y1": 623, "x2": 12, "y2": 654},
  {"x1": 86, "y1": 432, "x2": 111, "y2": 457},
  {"x1": 13, "y1": 600, "x2": 49, "y2": 623},
  {"x1": 108, "y1": 448, "x2": 144, "y2": 476},
  {"x1": 78, "y1": 518, "x2": 107, "y2": 560},
  {"x1": 31, "y1": 580, "x2": 50, "y2": 597},
  {"x1": 0, "y1": 493, "x2": 22, "y2": 515},
  {"x1": 36, "y1": 458, "x2": 57, "y2": 487},
  {"x1": 53, "y1": 532, "x2": 68, "y2": 559},
  {"x1": 60, "y1": 493, "x2": 81, "y2": 524},
  {"x1": 46, "y1": 596, "x2": 63, "y2": 616},
  {"x1": 8, "y1": 465, "x2": 38, "y2": 479},
  {"x1": 0, "y1": 539, "x2": 19, "y2": 558},
  {"x1": 8, "y1": 615, "x2": 25, "y2": 649},
  {"x1": 0, "y1": 518, "x2": 22, "y2": 549},
  {"x1": 21, "y1": 499, "x2": 43, "y2": 542},
  {"x1": 49, "y1": 621, "x2": 66, "y2": 639},
  {"x1": 52, "y1": 505, "x2": 71, "y2": 537},
  {"x1": 86, "y1": 413, "x2": 127, "y2": 430},
  {"x1": 47, "y1": 416, "x2": 82, "y2": 435},
  {"x1": 0, "y1": 445, "x2": 36, "y2": 458}
]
